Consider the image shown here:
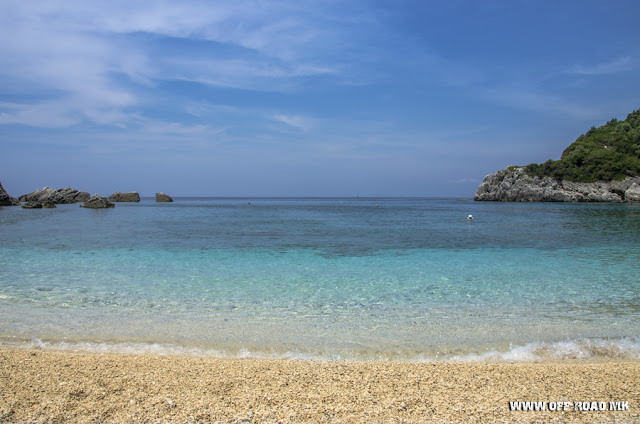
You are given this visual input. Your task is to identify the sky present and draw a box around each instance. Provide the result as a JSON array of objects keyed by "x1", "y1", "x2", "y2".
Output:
[{"x1": 1, "y1": 0, "x2": 639, "y2": 197}]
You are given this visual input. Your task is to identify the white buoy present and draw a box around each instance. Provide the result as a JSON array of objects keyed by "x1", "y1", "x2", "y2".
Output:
[{"x1": 467, "y1": 214, "x2": 473, "y2": 221}]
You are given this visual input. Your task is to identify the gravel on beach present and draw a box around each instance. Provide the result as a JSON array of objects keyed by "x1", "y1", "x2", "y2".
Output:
[{"x1": 0, "y1": 348, "x2": 638, "y2": 423}]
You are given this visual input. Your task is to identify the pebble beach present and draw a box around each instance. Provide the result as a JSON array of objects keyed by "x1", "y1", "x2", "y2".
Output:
[{"x1": 1, "y1": 348, "x2": 638, "y2": 423}]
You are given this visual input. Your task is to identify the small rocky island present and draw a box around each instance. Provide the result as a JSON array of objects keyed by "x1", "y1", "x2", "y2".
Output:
[
  {"x1": 2, "y1": 185, "x2": 177, "y2": 209},
  {"x1": 475, "y1": 109, "x2": 640, "y2": 202},
  {"x1": 80, "y1": 195, "x2": 115, "y2": 208},
  {"x1": 109, "y1": 191, "x2": 140, "y2": 202},
  {"x1": 20, "y1": 187, "x2": 90, "y2": 204},
  {"x1": 156, "y1": 192, "x2": 173, "y2": 202}
]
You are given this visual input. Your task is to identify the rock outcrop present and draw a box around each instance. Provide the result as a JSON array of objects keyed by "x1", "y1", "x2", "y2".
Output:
[
  {"x1": 0, "y1": 181, "x2": 20, "y2": 206},
  {"x1": 21, "y1": 201, "x2": 43, "y2": 209},
  {"x1": 80, "y1": 195, "x2": 115, "y2": 209},
  {"x1": 474, "y1": 167, "x2": 640, "y2": 203},
  {"x1": 21, "y1": 200, "x2": 56, "y2": 209},
  {"x1": 156, "y1": 192, "x2": 173, "y2": 202},
  {"x1": 109, "y1": 191, "x2": 140, "y2": 202},
  {"x1": 20, "y1": 187, "x2": 90, "y2": 204}
]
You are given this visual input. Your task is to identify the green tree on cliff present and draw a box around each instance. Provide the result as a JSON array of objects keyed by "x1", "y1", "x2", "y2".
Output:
[{"x1": 525, "y1": 109, "x2": 640, "y2": 182}]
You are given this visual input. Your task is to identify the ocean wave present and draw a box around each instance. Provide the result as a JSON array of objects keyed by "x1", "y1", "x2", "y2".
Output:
[
  {"x1": 446, "y1": 337, "x2": 640, "y2": 362},
  {"x1": 1, "y1": 337, "x2": 640, "y2": 362},
  {"x1": 0, "y1": 339, "x2": 335, "y2": 361}
]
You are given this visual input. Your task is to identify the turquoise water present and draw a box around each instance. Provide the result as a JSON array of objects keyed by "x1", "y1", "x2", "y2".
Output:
[{"x1": 1, "y1": 198, "x2": 639, "y2": 361}]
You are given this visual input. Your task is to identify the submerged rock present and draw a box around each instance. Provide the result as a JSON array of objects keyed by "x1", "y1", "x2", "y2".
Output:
[
  {"x1": 20, "y1": 187, "x2": 90, "y2": 204},
  {"x1": 21, "y1": 201, "x2": 43, "y2": 209},
  {"x1": 80, "y1": 195, "x2": 115, "y2": 209},
  {"x1": 0, "y1": 181, "x2": 20, "y2": 206},
  {"x1": 156, "y1": 192, "x2": 173, "y2": 202},
  {"x1": 474, "y1": 167, "x2": 640, "y2": 202},
  {"x1": 108, "y1": 191, "x2": 141, "y2": 202}
]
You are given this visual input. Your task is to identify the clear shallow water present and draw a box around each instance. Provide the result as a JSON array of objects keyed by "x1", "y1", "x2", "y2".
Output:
[{"x1": 1, "y1": 198, "x2": 639, "y2": 361}]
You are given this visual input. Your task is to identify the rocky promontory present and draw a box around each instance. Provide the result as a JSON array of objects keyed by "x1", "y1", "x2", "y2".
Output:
[
  {"x1": 474, "y1": 167, "x2": 640, "y2": 202},
  {"x1": 20, "y1": 187, "x2": 90, "y2": 204},
  {"x1": 0, "y1": 181, "x2": 20, "y2": 206},
  {"x1": 108, "y1": 191, "x2": 140, "y2": 202}
]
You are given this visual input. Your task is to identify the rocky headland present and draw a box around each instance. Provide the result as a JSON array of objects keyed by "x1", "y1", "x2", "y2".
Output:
[
  {"x1": 474, "y1": 166, "x2": 640, "y2": 202},
  {"x1": 0, "y1": 181, "x2": 20, "y2": 206},
  {"x1": 475, "y1": 108, "x2": 640, "y2": 203},
  {"x1": 108, "y1": 191, "x2": 141, "y2": 202},
  {"x1": 20, "y1": 187, "x2": 90, "y2": 204}
]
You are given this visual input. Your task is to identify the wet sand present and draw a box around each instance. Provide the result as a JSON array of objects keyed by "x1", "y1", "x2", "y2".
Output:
[{"x1": 0, "y1": 348, "x2": 638, "y2": 423}]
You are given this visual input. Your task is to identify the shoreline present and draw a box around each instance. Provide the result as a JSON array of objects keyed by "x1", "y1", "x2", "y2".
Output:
[
  {"x1": 1, "y1": 348, "x2": 638, "y2": 423},
  {"x1": 3, "y1": 335, "x2": 640, "y2": 363}
]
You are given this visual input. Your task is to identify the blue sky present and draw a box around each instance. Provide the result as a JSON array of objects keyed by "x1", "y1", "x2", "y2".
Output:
[{"x1": 1, "y1": 0, "x2": 639, "y2": 197}]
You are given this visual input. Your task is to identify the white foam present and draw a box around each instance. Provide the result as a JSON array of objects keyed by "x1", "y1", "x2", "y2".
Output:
[
  {"x1": 3, "y1": 337, "x2": 640, "y2": 363},
  {"x1": 8, "y1": 339, "x2": 337, "y2": 361},
  {"x1": 446, "y1": 337, "x2": 640, "y2": 363}
]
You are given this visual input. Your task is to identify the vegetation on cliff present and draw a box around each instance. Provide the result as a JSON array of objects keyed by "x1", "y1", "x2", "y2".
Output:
[{"x1": 525, "y1": 109, "x2": 640, "y2": 182}]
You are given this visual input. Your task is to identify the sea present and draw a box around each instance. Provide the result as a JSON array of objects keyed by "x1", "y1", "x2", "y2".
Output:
[{"x1": 1, "y1": 197, "x2": 639, "y2": 362}]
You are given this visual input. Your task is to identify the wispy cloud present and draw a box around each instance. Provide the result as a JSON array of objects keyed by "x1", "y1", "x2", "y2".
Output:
[
  {"x1": 480, "y1": 85, "x2": 604, "y2": 120},
  {"x1": 568, "y1": 56, "x2": 634, "y2": 76},
  {"x1": 0, "y1": 101, "x2": 81, "y2": 128},
  {"x1": 0, "y1": 0, "x2": 354, "y2": 128},
  {"x1": 272, "y1": 114, "x2": 315, "y2": 131},
  {"x1": 163, "y1": 58, "x2": 336, "y2": 92}
]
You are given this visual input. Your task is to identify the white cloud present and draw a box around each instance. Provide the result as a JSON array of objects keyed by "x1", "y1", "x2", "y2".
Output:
[{"x1": 0, "y1": 4, "x2": 141, "y2": 127}]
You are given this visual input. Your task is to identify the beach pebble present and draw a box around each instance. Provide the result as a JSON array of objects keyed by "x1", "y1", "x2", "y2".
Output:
[{"x1": 1, "y1": 348, "x2": 637, "y2": 423}]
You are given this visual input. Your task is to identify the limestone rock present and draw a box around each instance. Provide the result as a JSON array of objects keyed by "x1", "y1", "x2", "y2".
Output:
[
  {"x1": 624, "y1": 183, "x2": 640, "y2": 202},
  {"x1": 80, "y1": 195, "x2": 115, "y2": 209},
  {"x1": 474, "y1": 167, "x2": 640, "y2": 203},
  {"x1": 21, "y1": 201, "x2": 43, "y2": 209},
  {"x1": 109, "y1": 191, "x2": 141, "y2": 202},
  {"x1": 20, "y1": 187, "x2": 90, "y2": 204},
  {"x1": 0, "y1": 181, "x2": 20, "y2": 206},
  {"x1": 156, "y1": 192, "x2": 173, "y2": 202},
  {"x1": 20, "y1": 199, "x2": 56, "y2": 209}
]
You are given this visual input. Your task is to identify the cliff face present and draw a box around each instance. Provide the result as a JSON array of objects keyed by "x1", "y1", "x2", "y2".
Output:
[
  {"x1": 474, "y1": 167, "x2": 640, "y2": 202},
  {"x1": 0, "y1": 181, "x2": 20, "y2": 206}
]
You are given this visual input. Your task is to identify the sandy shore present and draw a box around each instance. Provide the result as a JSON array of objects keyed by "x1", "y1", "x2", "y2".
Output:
[{"x1": 0, "y1": 348, "x2": 638, "y2": 423}]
